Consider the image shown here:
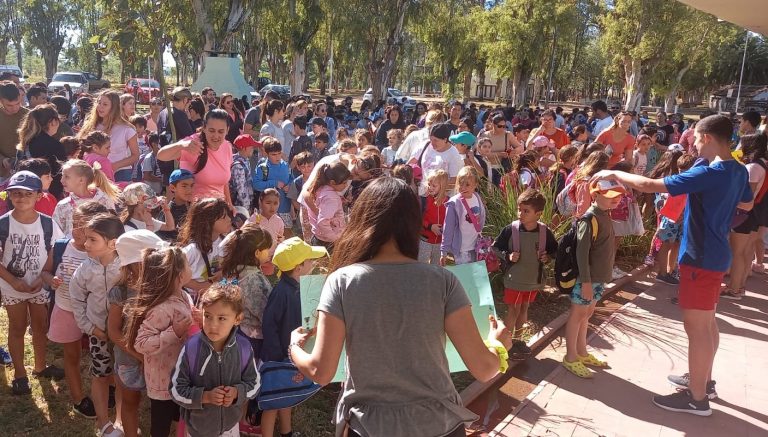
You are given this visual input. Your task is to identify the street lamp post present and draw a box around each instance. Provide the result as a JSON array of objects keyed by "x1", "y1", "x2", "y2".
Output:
[{"x1": 735, "y1": 31, "x2": 750, "y2": 113}]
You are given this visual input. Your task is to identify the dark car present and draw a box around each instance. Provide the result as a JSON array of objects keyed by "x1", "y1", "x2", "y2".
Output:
[
  {"x1": 259, "y1": 84, "x2": 291, "y2": 101},
  {"x1": 84, "y1": 72, "x2": 111, "y2": 91}
]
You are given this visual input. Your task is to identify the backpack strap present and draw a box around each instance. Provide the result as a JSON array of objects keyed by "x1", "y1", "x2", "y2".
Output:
[
  {"x1": 200, "y1": 249, "x2": 213, "y2": 280},
  {"x1": 236, "y1": 335, "x2": 252, "y2": 373},
  {"x1": 460, "y1": 195, "x2": 482, "y2": 233},
  {"x1": 581, "y1": 212, "x2": 599, "y2": 241},
  {"x1": 0, "y1": 213, "x2": 10, "y2": 251},
  {"x1": 40, "y1": 215, "x2": 53, "y2": 253},
  {"x1": 260, "y1": 162, "x2": 270, "y2": 182},
  {"x1": 124, "y1": 220, "x2": 138, "y2": 230},
  {"x1": 51, "y1": 238, "x2": 71, "y2": 277},
  {"x1": 185, "y1": 333, "x2": 203, "y2": 376},
  {"x1": 537, "y1": 222, "x2": 547, "y2": 255},
  {"x1": 510, "y1": 220, "x2": 521, "y2": 253},
  {"x1": 417, "y1": 141, "x2": 431, "y2": 168}
]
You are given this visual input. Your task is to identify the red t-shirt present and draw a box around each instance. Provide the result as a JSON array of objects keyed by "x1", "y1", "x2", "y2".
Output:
[
  {"x1": 596, "y1": 129, "x2": 636, "y2": 167},
  {"x1": 35, "y1": 193, "x2": 57, "y2": 216},
  {"x1": 530, "y1": 127, "x2": 569, "y2": 149}
]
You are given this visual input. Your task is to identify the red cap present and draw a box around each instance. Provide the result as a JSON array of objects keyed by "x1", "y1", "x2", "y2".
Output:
[{"x1": 233, "y1": 134, "x2": 262, "y2": 150}]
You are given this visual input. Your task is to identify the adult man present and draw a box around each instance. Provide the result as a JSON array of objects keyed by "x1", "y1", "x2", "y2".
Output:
[
  {"x1": 739, "y1": 111, "x2": 761, "y2": 137},
  {"x1": 527, "y1": 109, "x2": 569, "y2": 149},
  {"x1": 201, "y1": 87, "x2": 217, "y2": 112},
  {"x1": 0, "y1": 82, "x2": 28, "y2": 174},
  {"x1": 49, "y1": 96, "x2": 75, "y2": 139},
  {"x1": 26, "y1": 86, "x2": 48, "y2": 109},
  {"x1": 408, "y1": 122, "x2": 464, "y2": 198},
  {"x1": 655, "y1": 111, "x2": 674, "y2": 146},
  {"x1": 157, "y1": 87, "x2": 194, "y2": 142},
  {"x1": 590, "y1": 100, "x2": 612, "y2": 139},
  {"x1": 397, "y1": 110, "x2": 444, "y2": 162},
  {"x1": 243, "y1": 90, "x2": 279, "y2": 137},
  {"x1": 555, "y1": 106, "x2": 565, "y2": 129},
  {"x1": 593, "y1": 114, "x2": 753, "y2": 417},
  {"x1": 448, "y1": 101, "x2": 463, "y2": 133}
]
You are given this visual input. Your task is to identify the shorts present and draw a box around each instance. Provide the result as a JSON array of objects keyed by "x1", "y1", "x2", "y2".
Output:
[
  {"x1": 117, "y1": 363, "x2": 146, "y2": 391},
  {"x1": 1, "y1": 291, "x2": 50, "y2": 306},
  {"x1": 678, "y1": 265, "x2": 724, "y2": 311},
  {"x1": 732, "y1": 213, "x2": 758, "y2": 235},
  {"x1": 88, "y1": 335, "x2": 114, "y2": 377},
  {"x1": 657, "y1": 216, "x2": 682, "y2": 243},
  {"x1": 48, "y1": 304, "x2": 83, "y2": 344},
  {"x1": 504, "y1": 289, "x2": 539, "y2": 305},
  {"x1": 278, "y1": 212, "x2": 294, "y2": 228},
  {"x1": 571, "y1": 282, "x2": 605, "y2": 305}
]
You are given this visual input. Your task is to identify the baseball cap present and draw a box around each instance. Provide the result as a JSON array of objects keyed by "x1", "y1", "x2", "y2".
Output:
[
  {"x1": 449, "y1": 131, "x2": 476, "y2": 147},
  {"x1": 122, "y1": 182, "x2": 161, "y2": 208},
  {"x1": 7, "y1": 171, "x2": 42, "y2": 192},
  {"x1": 531, "y1": 135, "x2": 551, "y2": 149},
  {"x1": 233, "y1": 134, "x2": 262, "y2": 150},
  {"x1": 668, "y1": 143, "x2": 684, "y2": 153},
  {"x1": 172, "y1": 87, "x2": 192, "y2": 100},
  {"x1": 272, "y1": 237, "x2": 328, "y2": 272},
  {"x1": 169, "y1": 169, "x2": 194, "y2": 184},
  {"x1": 590, "y1": 179, "x2": 627, "y2": 199},
  {"x1": 430, "y1": 122, "x2": 453, "y2": 141},
  {"x1": 116, "y1": 230, "x2": 169, "y2": 266}
]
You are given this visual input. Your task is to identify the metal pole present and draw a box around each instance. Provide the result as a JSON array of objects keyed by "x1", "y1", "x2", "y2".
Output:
[{"x1": 735, "y1": 31, "x2": 749, "y2": 113}]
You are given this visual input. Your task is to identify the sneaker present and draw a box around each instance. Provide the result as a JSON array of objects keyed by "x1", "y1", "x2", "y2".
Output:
[
  {"x1": 652, "y1": 389, "x2": 711, "y2": 416},
  {"x1": 752, "y1": 262, "x2": 765, "y2": 274},
  {"x1": 671, "y1": 269, "x2": 680, "y2": 280},
  {"x1": 73, "y1": 397, "x2": 97, "y2": 419},
  {"x1": 0, "y1": 346, "x2": 11, "y2": 365},
  {"x1": 12, "y1": 376, "x2": 31, "y2": 395},
  {"x1": 670, "y1": 296, "x2": 679, "y2": 305},
  {"x1": 720, "y1": 288, "x2": 742, "y2": 301},
  {"x1": 667, "y1": 373, "x2": 718, "y2": 399},
  {"x1": 509, "y1": 340, "x2": 531, "y2": 360},
  {"x1": 656, "y1": 273, "x2": 680, "y2": 285},
  {"x1": 612, "y1": 267, "x2": 627, "y2": 280},
  {"x1": 32, "y1": 365, "x2": 65, "y2": 380},
  {"x1": 108, "y1": 385, "x2": 116, "y2": 409}
]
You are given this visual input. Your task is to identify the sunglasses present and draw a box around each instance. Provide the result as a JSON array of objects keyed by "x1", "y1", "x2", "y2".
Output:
[{"x1": 495, "y1": 124, "x2": 506, "y2": 128}]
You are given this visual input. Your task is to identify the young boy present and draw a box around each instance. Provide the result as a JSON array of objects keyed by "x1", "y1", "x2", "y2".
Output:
[
  {"x1": 140, "y1": 133, "x2": 163, "y2": 195},
  {"x1": 313, "y1": 132, "x2": 330, "y2": 162},
  {"x1": 492, "y1": 189, "x2": 557, "y2": 359},
  {"x1": 15, "y1": 158, "x2": 57, "y2": 216},
  {"x1": 562, "y1": 179, "x2": 623, "y2": 379},
  {"x1": 288, "y1": 115, "x2": 312, "y2": 167},
  {"x1": 0, "y1": 171, "x2": 65, "y2": 394},
  {"x1": 230, "y1": 134, "x2": 261, "y2": 211},
  {"x1": 287, "y1": 152, "x2": 315, "y2": 240},
  {"x1": 260, "y1": 237, "x2": 327, "y2": 437},
  {"x1": 158, "y1": 169, "x2": 195, "y2": 242},
  {"x1": 129, "y1": 115, "x2": 149, "y2": 155},
  {"x1": 593, "y1": 114, "x2": 752, "y2": 416},
  {"x1": 253, "y1": 137, "x2": 293, "y2": 235}
]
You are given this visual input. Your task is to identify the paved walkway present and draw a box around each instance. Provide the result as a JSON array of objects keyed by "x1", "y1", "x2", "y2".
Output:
[{"x1": 492, "y1": 272, "x2": 768, "y2": 437}]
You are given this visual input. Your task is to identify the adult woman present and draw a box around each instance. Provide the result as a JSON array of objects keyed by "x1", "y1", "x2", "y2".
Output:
[
  {"x1": 595, "y1": 111, "x2": 635, "y2": 167},
  {"x1": 79, "y1": 91, "x2": 139, "y2": 183},
  {"x1": 374, "y1": 105, "x2": 406, "y2": 150},
  {"x1": 218, "y1": 93, "x2": 243, "y2": 143},
  {"x1": 144, "y1": 97, "x2": 164, "y2": 133},
  {"x1": 481, "y1": 114, "x2": 522, "y2": 172},
  {"x1": 458, "y1": 116, "x2": 475, "y2": 135},
  {"x1": 120, "y1": 94, "x2": 136, "y2": 118},
  {"x1": 528, "y1": 109, "x2": 569, "y2": 150},
  {"x1": 412, "y1": 102, "x2": 428, "y2": 126},
  {"x1": 289, "y1": 177, "x2": 512, "y2": 437},
  {"x1": 15, "y1": 104, "x2": 66, "y2": 198},
  {"x1": 188, "y1": 98, "x2": 206, "y2": 131},
  {"x1": 157, "y1": 109, "x2": 233, "y2": 204}
]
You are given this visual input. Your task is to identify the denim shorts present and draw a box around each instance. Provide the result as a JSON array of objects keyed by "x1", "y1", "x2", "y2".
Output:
[
  {"x1": 117, "y1": 363, "x2": 146, "y2": 391},
  {"x1": 571, "y1": 282, "x2": 605, "y2": 305}
]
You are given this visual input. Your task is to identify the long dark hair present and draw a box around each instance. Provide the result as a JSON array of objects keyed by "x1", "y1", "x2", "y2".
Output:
[
  {"x1": 648, "y1": 151, "x2": 683, "y2": 179},
  {"x1": 741, "y1": 132, "x2": 768, "y2": 163},
  {"x1": 329, "y1": 177, "x2": 420, "y2": 272},
  {"x1": 178, "y1": 198, "x2": 232, "y2": 255},
  {"x1": 195, "y1": 109, "x2": 229, "y2": 174},
  {"x1": 220, "y1": 223, "x2": 273, "y2": 278}
]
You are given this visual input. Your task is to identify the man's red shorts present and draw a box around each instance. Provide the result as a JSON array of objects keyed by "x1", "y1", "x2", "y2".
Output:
[
  {"x1": 678, "y1": 265, "x2": 725, "y2": 310},
  {"x1": 503, "y1": 289, "x2": 539, "y2": 305}
]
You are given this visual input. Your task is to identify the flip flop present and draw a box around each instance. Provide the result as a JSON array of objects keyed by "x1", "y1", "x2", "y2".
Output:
[
  {"x1": 578, "y1": 353, "x2": 609, "y2": 368},
  {"x1": 562, "y1": 358, "x2": 593, "y2": 378}
]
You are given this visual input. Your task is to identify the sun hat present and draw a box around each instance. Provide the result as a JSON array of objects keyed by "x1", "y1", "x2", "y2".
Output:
[
  {"x1": 590, "y1": 179, "x2": 627, "y2": 199},
  {"x1": 272, "y1": 237, "x2": 328, "y2": 272},
  {"x1": 668, "y1": 143, "x2": 685, "y2": 153},
  {"x1": 531, "y1": 135, "x2": 551, "y2": 149},
  {"x1": 122, "y1": 182, "x2": 161, "y2": 209},
  {"x1": 116, "y1": 230, "x2": 168, "y2": 266}
]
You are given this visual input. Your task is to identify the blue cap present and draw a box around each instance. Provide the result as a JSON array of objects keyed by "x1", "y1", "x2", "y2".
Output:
[
  {"x1": 7, "y1": 171, "x2": 42, "y2": 192},
  {"x1": 169, "y1": 169, "x2": 194, "y2": 184},
  {"x1": 449, "y1": 131, "x2": 476, "y2": 147}
]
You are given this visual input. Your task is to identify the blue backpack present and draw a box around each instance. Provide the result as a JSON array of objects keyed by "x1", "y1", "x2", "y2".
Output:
[{"x1": 256, "y1": 360, "x2": 322, "y2": 411}]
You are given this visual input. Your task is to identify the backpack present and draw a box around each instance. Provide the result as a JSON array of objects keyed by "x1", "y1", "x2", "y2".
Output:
[
  {"x1": 509, "y1": 220, "x2": 547, "y2": 257},
  {"x1": 50, "y1": 238, "x2": 70, "y2": 278},
  {"x1": 256, "y1": 360, "x2": 322, "y2": 411},
  {"x1": 252, "y1": 160, "x2": 270, "y2": 207},
  {"x1": 554, "y1": 212, "x2": 598, "y2": 295},
  {"x1": 184, "y1": 332, "x2": 251, "y2": 376},
  {"x1": 751, "y1": 158, "x2": 768, "y2": 226},
  {"x1": 461, "y1": 195, "x2": 500, "y2": 272},
  {"x1": 556, "y1": 180, "x2": 578, "y2": 217},
  {"x1": 132, "y1": 152, "x2": 154, "y2": 182},
  {"x1": 0, "y1": 212, "x2": 54, "y2": 254}
]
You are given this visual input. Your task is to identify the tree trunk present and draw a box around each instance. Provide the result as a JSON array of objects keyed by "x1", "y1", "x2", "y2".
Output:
[
  {"x1": 495, "y1": 77, "x2": 502, "y2": 100},
  {"x1": 368, "y1": 0, "x2": 408, "y2": 104},
  {"x1": 95, "y1": 51, "x2": 103, "y2": 79},
  {"x1": 13, "y1": 40, "x2": 22, "y2": 71},
  {"x1": 462, "y1": 69, "x2": 472, "y2": 101},
  {"x1": 510, "y1": 67, "x2": 531, "y2": 107},
  {"x1": 623, "y1": 59, "x2": 644, "y2": 112},
  {"x1": 41, "y1": 48, "x2": 59, "y2": 81},
  {"x1": 0, "y1": 37, "x2": 8, "y2": 64}
]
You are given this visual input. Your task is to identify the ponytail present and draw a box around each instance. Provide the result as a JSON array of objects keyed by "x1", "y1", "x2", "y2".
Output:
[
  {"x1": 306, "y1": 162, "x2": 351, "y2": 196},
  {"x1": 78, "y1": 131, "x2": 111, "y2": 159},
  {"x1": 93, "y1": 167, "x2": 120, "y2": 202}
]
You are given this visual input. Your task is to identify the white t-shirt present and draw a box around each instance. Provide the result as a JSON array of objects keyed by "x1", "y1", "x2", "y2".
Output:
[
  {"x1": 126, "y1": 217, "x2": 166, "y2": 233},
  {"x1": 381, "y1": 146, "x2": 397, "y2": 167},
  {"x1": 54, "y1": 241, "x2": 88, "y2": 311},
  {"x1": 459, "y1": 195, "x2": 480, "y2": 253},
  {"x1": 99, "y1": 123, "x2": 137, "y2": 171},
  {"x1": 141, "y1": 151, "x2": 162, "y2": 194},
  {"x1": 411, "y1": 143, "x2": 464, "y2": 196},
  {"x1": 0, "y1": 215, "x2": 64, "y2": 299},
  {"x1": 182, "y1": 237, "x2": 224, "y2": 282},
  {"x1": 397, "y1": 128, "x2": 429, "y2": 161},
  {"x1": 633, "y1": 150, "x2": 648, "y2": 175},
  {"x1": 592, "y1": 116, "x2": 613, "y2": 139},
  {"x1": 747, "y1": 161, "x2": 766, "y2": 196}
]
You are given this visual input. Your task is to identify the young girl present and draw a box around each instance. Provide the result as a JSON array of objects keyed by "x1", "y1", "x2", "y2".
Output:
[
  {"x1": 44, "y1": 201, "x2": 110, "y2": 419},
  {"x1": 69, "y1": 213, "x2": 125, "y2": 437},
  {"x1": 514, "y1": 150, "x2": 541, "y2": 190},
  {"x1": 382, "y1": 128, "x2": 404, "y2": 167},
  {"x1": 419, "y1": 169, "x2": 449, "y2": 265},
  {"x1": 126, "y1": 247, "x2": 195, "y2": 437},
  {"x1": 120, "y1": 182, "x2": 175, "y2": 233},
  {"x1": 551, "y1": 144, "x2": 578, "y2": 199},
  {"x1": 178, "y1": 198, "x2": 232, "y2": 295},
  {"x1": 80, "y1": 131, "x2": 116, "y2": 183},
  {"x1": 299, "y1": 161, "x2": 351, "y2": 252},
  {"x1": 53, "y1": 159, "x2": 119, "y2": 237},
  {"x1": 170, "y1": 284, "x2": 260, "y2": 437},
  {"x1": 646, "y1": 150, "x2": 685, "y2": 283},
  {"x1": 441, "y1": 166, "x2": 486, "y2": 265},
  {"x1": 392, "y1": 164, "x2": 418, "y2": 196},
  {"x1": 475, "y1": 137, "x2": 502, "y2": 188},
  {"x1": 572, "y1": 151, "x2": 610, "y2": 218},
  {"x1": 108, "y1": 230, "x2": 169, "y2": 437}
]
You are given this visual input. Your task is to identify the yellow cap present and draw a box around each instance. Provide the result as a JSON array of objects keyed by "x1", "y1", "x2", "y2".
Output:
[{"x1": 272, "y1": 237, "x2": 328, "y2": 272}]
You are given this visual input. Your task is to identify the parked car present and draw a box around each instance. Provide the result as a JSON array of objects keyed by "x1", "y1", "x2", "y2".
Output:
[
  {"x1": 0, "y1": 65, "x2": 25, "y2": 83},
  {"x1": 363, "y1": 87, "x2": 416, "y2": 111},
  {"x1": 255, "y1": 77, "x2": 271, "y2": 91},
  {"x1": 83, "y1": 72, "x2": 110, "y2": 91},
  {"x1": 48, "y1": 72, "x2": 89, "y2": 95},
  {"x1": 124, "y1": 78, "x2": 161, "y2": 104},
  {"x1": 247, "y1": 86, "x2": 261, "y2": 102},
  {"x1": 259, "y1": 84, "x2": 291, "y2": 101}
]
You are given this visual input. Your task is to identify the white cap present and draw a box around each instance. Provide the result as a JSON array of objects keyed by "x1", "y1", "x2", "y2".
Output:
[{"x1": 116, "y1": 230, "x2": 169, "y2": 266}]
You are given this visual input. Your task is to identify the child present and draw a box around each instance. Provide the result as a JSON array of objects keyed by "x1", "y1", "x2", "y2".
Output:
[
  {"x1": 419, "y1": 169, "x2": 449, "y2": 265},
  {"x1": 298, "y1": 161, "x2": 351, "y2": 252},
  {"x1": 561, "y1": 180, "x2": 622, "y2": 379},
  {"x1": 80, "y1": 131, "x2": 116, "y2": 183},
  {"x1": 220, "y1": 223, "x2": 273, "y2": 358},
  {"x1": 1, "y1": 171, "x2": 65, "y2": 396},
  {"x1": 646, "y1": 150, "x2": 684, "y2": 281},
  {"x1": 44, "y1": 201, "x2": 109, "y2": 418},
  {"x1": 530, "y1": 135, "x2": 556, "y2": 176},
  {"x1": 313, "y1": 132, "x2": 331, "y2": 161},
  {"x1": 248, "y1": 189, "x2": 286, "y2": 275},
  {"x1": 16, "y1": 158, "x2": 57, "y2": 216},
  {"x1": 126, "y1": 246, "x2": 195, "y2": 437},
  {"x1": 287, "y1": 152, "x2": 315, "y2": 240},
  {"x1": 354, "y1": 128, "x2": 372, "y2": 150},
  {"x1": 392, "y1": 164, "x2": 418, "y2": 196},
  {"x1": 129, "y1": 115, "x2": 149, "y2": 156},
  {"x1": 54, "y1": 159, "x2": 119, "y2": 237},
  {"x1": 593, "y1": 114, "x2": 752, "y2": 416},
  {"x1": 121, "y1": 182, "x2": 175, "y2": 233},
  {"x1": 633, "y1": 134, "x2": 652, "y2": 176},
  {"x1": 259, "y1": 237, "x2": 327, "y2": 437},
  {"x1": 551, "y1": 145, "x2": 578, "y2": 199},
  {"x1": 69, "y1": 213, "x2": 125, "y2": 436},
  {"x1": 170, "y1": 284, "x2": 260, "y2": 437},
  {"x1": 61, "y1": 135, "x2": 81, "y2": 160},
  {"x1": 515, "y1": 150, "x2": 541, "y2": 190},
  {"x1": 168, "y1": 168, "x2": 195, "y2": 228},
  {"x1": 230, "y1": 134, "x2": 261, "y2": 211},
  {"x1": 179, "y1": 198, "x2": 232, "y2": 295},
  {"x1": 475, "y1": 137, "x2": 502, "y2": 188},
  {"x1": 441, "y1": 166, "x2": 486, "y2": 265},
  {"x1": 382, "y1": 128, "x2": 404, "y2": 167},
  {"x1": 108, "y1": 230, "x2": 168, "y2": 437},
  {"x1": 288, "y1": 115, "x2": 312, "y2": 166},
  {"x1": 253, "y1": 137, "x2": 293, "y2": 234},
  {"x1": 140, "y1": 133, "x2": 163, "y2": 195}
]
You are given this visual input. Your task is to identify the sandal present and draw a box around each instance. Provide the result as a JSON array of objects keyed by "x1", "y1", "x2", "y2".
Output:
[
  {"x1": 562, "y1": 358, "x2": 593, "y2": 378},
  {"x1": 720, "y1": 288, "x2": 742, "y2": 300},
  {"x1": 578, "y1": 353, "x2": 609, "y2": 368},
  {"x1": 99, "y1": 421, "x2": 123, "y2": 437}
]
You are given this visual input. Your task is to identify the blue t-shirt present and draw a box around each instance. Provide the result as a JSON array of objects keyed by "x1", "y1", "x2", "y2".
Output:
[
  {"x1": 664, "y1": 159, "x2": 752, "y2": 272},
  {"x1": 252, "y1": 159, "x2": 292, "y2": 214}
]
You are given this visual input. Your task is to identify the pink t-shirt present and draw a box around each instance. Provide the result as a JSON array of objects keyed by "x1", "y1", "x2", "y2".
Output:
[
  {"x1": 596, "y1": 129, "x2": 635, "y2": 167},
  {"x1": 83, "y1": 153, "x2": 116, "y2": 182},
  {"x1": 98, "y1": 122, "x2": 137, "y2": 171},
  {"x1": 179, "y1": 134, "x2": 234, "y2": 200}
]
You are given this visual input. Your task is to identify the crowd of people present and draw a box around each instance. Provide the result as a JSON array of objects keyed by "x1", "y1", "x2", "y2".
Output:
[{"x1": 0, "y1": 69, "x2": 767, "y2": 436}]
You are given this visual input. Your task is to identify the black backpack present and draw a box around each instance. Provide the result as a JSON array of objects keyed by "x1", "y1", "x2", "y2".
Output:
[{"x1": 554, "y1": 212, "x2": 598, "y2": 294}]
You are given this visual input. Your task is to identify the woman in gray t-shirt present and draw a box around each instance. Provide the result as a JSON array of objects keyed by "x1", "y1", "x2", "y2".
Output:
[{"x1": 289, "y1": 177, "x2": 512, "y2": 437}]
